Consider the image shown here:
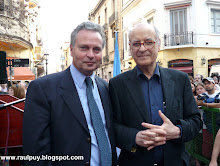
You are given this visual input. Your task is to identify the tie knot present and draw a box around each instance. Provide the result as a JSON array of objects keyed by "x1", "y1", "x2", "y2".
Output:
[{"x1": 85, "y1": 77, "x2": 93, "y2": 87}]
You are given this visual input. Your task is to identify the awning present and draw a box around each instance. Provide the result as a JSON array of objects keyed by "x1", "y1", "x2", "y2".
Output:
[
  {"x1": 7, "y1": 67, "x2": 35, "y2": 81},
  {"x1": 169, "y1": 66, "x2": 193, "y2": 73}
]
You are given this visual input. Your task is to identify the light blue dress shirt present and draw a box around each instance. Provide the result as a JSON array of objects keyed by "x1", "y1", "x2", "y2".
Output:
[{"x1": 70, "y1": 64, "x2": 111, "y2": 166}]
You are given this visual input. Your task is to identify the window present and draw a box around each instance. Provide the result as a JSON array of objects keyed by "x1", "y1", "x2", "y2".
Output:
[
  {"x1": 105, "y1": 32, "x2": 108, "y2": 58},
  {"x1": 169, "y1": 9, "x2": 189, "y2": 45},
  {"x1": 0, "y1": 0, "x2": 4, "y2": 12},
  {"x1": 211, "y1": 9, "x2": 220, "y2": 34},
  {"x1": 105, "y1": 8, "x2": 107, "y2": 23},
  {"x1": 4, "y1": 0, "x2": 13, "y2": 17},
  {"x1": 123, "y1": 32, "x2": 128, "y2": 51},
  {"x1": 170, "y1": 9, "x2": 187, "y2": 35},
  {"x1": 112, "y1": 0, "x2": 115, "y2": 12},
  {"x1": 98, "y1": 16, "x2": 100, "y2": 24},
  {"x1": 19, "y1": 0, "x2": 25, "y2": 22}
]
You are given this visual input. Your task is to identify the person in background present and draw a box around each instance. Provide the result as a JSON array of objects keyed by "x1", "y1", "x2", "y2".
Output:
[
  {"x1": 7, "y1": 85, "x2": 14, "y2": 96},
  {"x1": 194, "y1": 74, "x2": 203, "y2": 83},
  {"x1": 195, "y1": 83, "x2": 206, "y2": 96},
  {"x1": 0, "y1": 83, "x2": 7, "y2": 94},
  {"x1": 189, "y1": 76, "x2": 194, "y2": 83},
  {"x1": 109, "y1": 23, "x2": 202, "y2": 166},
  {"x1": 211, "y1": 74, "x2": 220, "y2": 91},
  {"x1": 209, "y1": 117, "x2": 220, "y2": 166},
  {"x1": 191, "y1": 82, "x2": 197, "y2": 96},
  {"x1": 194, "y1": 83, "x2": 207, "y2": 166},
  {"x1": 8, "y1": 84, "x2": 26, "y2": 99},
  {"x1": 196, "y1": 77, "x2": 220, "y2": 108},
  {"x1": 18, "y1": 81, "x2": 28, "y2": 93},
  {"x1": 23, "y1": 21, "x2": 117, "y2": 166}
]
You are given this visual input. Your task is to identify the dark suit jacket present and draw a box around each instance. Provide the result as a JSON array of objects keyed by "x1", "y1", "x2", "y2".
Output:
[
  {"x1": 109, "y1": 66, "x2": 202, "y2": 166},
  {"x1": 23, "y1": 67, "x2": 117, "y2": 166}
]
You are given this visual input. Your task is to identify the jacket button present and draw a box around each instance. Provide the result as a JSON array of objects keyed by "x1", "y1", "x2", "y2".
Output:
[
  {"x1": 85, "y1": 161, "x2": 90, "y2": 166},
  {"x1": 86, "y1": 137, "x2": 91, "y2": 142}
]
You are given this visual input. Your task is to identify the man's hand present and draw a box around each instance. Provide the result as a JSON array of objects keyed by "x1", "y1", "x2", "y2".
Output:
[
  {"x1": 138, "y1": 110, "x2": 181, "y2": 150},
  {"x1": 142, "y1": 110, "x2": 181, "y2": 141},
  {"x1": 135, "y1": 127, "x2": 166, "y2": 150},
  {"x1": 196, "y1": 99, "x2": 204, "y2": 106},
  {"x1": 209, "y1": 160, "x2": 218, "y2": 166}
]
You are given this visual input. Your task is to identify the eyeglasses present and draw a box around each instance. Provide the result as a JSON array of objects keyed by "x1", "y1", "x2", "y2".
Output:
[{"x1": 129, "y1": 39, "x2": 158, "y2": 50}]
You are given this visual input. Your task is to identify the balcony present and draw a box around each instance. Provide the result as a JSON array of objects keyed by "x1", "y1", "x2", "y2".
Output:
[
  {"x1": 109, "y1": 12, "x2": 118, "y2": 27},
  {"x1": 164, "y1": 31, "x2": 194, "y2": 47}
]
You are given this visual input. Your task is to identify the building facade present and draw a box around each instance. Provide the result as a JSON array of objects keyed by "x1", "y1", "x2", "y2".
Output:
[
  {"x1": 90, "y1": 0, "x2": 220, "y2": 79},
  {"x1": 89, "y1": 0, "x2": 123, "y2": 82},
  {"x1": 0, "y1": 0, "x2": 44, "y2": 82}
]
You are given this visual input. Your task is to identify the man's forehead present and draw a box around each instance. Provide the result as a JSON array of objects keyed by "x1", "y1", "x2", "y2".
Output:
[{"x1": 130, "y1": 23, "x2": 156, "y2": 39}]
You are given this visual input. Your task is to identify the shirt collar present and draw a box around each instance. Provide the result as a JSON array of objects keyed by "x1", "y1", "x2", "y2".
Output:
[
  {"x1": 136, "y1": 63, "x2": 161, "y2": 82},
  {"x1": 136, "y1": 63, "x2": 160, "y2": 77},
  {"x1": 70, "y1": 64, "x2": 95, "y2": 89}
]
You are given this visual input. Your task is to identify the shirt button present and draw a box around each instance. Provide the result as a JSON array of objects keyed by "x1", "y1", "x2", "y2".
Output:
[
  {"x1": 85, "y1": 161, "x2": 90, "y2": 166},
  {"x1": 86, "y1": 138, "x2": 91, "y2": 142}
]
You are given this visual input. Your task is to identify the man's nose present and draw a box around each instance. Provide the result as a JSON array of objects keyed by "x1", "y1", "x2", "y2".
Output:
[
  {"x1": 139, "y1": 43, "x2": 147, "y2": 51},
  {"x1": 87, "y1": 49, "x2": 95, "y2": 58}
]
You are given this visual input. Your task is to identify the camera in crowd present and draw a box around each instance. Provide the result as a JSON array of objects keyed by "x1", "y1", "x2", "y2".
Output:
[
  {"x1": 215, "y1": 98, "x2": 220, "y2": 103},
  {"x1": 197, "y1": 94, "x2": 206, "y2": 101}
]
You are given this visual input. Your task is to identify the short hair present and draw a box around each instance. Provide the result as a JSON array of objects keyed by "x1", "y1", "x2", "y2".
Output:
[
  {"x1": 195, "y1": 74, "x2": 203, "y2": 80},
  {"x1": 128, "y1": 23, "x2": 160, "y2": 45},
  {"x1": 70, "y1": 21, "x2": 106, "y2": 48}
]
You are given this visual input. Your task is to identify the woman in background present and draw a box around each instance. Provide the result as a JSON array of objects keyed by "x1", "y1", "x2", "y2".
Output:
[
  {"x1": 195, "y1": 83, "x2": 206, "y2": 95},
  {"x1": 8, "y1": 84, "x2": 25, "y2": 99}
]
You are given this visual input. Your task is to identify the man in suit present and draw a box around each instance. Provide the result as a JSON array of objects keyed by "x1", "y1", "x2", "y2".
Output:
[
  {"x1": 23, "y1": 22, "x2": 117, "y2": 166},
  {"x1": 109, "y1": 23, "x2": 202, "y2": 166}
]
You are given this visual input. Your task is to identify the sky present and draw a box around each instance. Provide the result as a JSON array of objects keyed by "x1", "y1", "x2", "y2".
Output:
[{"x1": 39, "y1": 0, "x2": 99, "y2": 73}]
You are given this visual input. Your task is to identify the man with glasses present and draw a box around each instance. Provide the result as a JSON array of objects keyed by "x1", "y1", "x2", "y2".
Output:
[
  {"x1": 194, "y1": 74, "x2": 203, "y2": 83},
  {"x1": 109, "y1": 23, "x2": 202, "y2": 166}
]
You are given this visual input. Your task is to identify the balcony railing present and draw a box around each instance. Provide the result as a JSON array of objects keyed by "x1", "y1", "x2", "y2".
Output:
[
  {"x1": 164, "y1": 31, "x2": 194, "y2": 46},
  {"x1": 109, "y1": 12, "x2": 117, "y2": 26}
]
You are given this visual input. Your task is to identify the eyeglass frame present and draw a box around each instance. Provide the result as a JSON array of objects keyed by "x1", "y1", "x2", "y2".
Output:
[{"x1": 129, "y1": 39, "x2": 159, "y2": 50}]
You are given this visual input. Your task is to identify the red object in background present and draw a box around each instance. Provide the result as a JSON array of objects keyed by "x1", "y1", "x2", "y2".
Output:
[
  {"x1": 202, "y1": 129, "x2": 213, "y2": 159},
  {"x1": 0, "y1": 94, "x2": 24, "y2": 166},
  {"x1": 0, "y1": 94, "x2": 24, "y2": 148}
]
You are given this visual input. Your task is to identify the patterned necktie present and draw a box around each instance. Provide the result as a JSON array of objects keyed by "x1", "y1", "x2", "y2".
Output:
[{"x1": 85, "y1": 77, "x2": 112, "y2": 166}]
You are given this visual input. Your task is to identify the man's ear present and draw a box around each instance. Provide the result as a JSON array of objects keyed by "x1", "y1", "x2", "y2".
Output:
[
  {"x1": 70, "y1": 44, "x2": 73, "y2": 57},
  {"x1": 70, "y1": 44, "x2": 73, "y2": 51}
]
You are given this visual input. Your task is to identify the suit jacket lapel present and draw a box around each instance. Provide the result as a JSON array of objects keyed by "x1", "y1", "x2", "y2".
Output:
[
  {"x1": 60, "y1": 68, "x2": 89, "y2": 134},
  {"x1": 95, "y1": 77, "x2": 111, "y2": 129},
  {"x1": 126, "y1": 68, "x2": 150, "y2": 123},
  {"x1": 159, "y1": 67, "x2": 175, "y2": 119}
]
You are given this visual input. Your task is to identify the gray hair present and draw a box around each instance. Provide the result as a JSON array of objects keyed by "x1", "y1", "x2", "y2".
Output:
[
  {"x1": 128, "y1": 23, "x2": 160, "y2": 45},
  {"x1": 195, "y1": 74, "x2": 203, "y2": 80},
  {"x1": 70, "y1": 21, "x2": 106, "y2": 48}
]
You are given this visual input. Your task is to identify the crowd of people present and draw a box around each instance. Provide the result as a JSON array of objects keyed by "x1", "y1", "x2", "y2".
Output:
[
  {"x1": 189, "y1": 73, "x2": 220, "y2": 166},
  {"x1": 0, "y1": 81, "x2": 29, "y2": 99}
]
